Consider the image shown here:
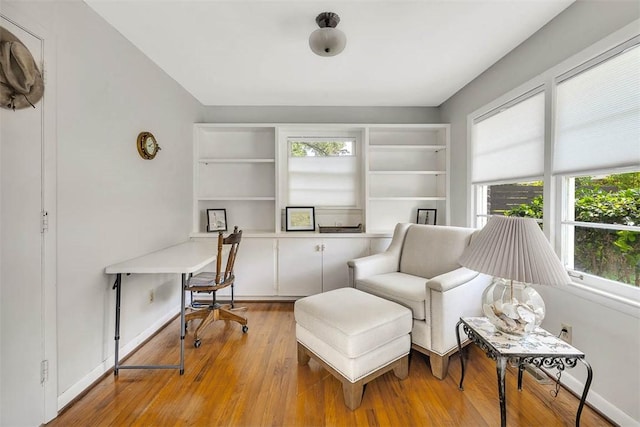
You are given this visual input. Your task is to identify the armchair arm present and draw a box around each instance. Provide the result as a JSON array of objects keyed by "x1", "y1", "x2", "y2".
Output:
[
  {"x1": 348, "y1": 252, "x2": 399, "y2": 284},
  {"x1": 348, "y1": 223, "x2": 411, "y2": 286},
  {"x1": 426, "y1": 267, "x2": 480, "y2": 292}
]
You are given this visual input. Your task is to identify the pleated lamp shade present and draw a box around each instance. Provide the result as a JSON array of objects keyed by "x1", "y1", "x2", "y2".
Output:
[{"x1": 459, "y1": 216, "x2": 570, "y2": 287}]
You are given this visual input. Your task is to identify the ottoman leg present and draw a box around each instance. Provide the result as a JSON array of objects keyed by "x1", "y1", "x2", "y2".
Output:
[
  {"x1": 393, "y1": 355, "x2": 409, "y2": 379},
  {"x1": 297, "y1": 342, "x2": 310, "y2": 365},
  {"x1": 342, "y1": 380, "x2": 364, "y2": 410}
]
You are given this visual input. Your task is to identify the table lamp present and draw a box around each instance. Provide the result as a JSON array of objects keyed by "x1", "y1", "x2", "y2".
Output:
[{"x1": 459, "y1": 216, "x2": 571, "y2": 336}]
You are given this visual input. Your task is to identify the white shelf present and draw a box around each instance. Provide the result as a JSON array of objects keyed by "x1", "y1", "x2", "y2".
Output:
[
  {"x1": 369, "y1": 145, "x2": 446, "y2": 151},
  {"x1": 369, "y1": 196, "x2": 447, "y2": 201},
  {"x1": 199, "y1": 158, "x2": 275, "y2": 164},
  {"x1": 369, "y1": 170, "x2": 446, "y2": 175},
  {"x1": 197, "y1": 196, "x2": 276, "y2": 201}
]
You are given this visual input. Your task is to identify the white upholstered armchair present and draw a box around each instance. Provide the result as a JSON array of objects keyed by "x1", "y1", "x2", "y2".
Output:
[{"x1": 348, "y1": 223, "x2": 491, "y2": 379}]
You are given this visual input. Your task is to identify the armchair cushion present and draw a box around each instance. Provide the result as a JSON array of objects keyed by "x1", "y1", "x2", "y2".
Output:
[
  {"x1": 400, "y1": 225, "x2": 474, "y2": 279},
  {"x1": 355, "y1": 272, "x2": 429, "y2": 320}
]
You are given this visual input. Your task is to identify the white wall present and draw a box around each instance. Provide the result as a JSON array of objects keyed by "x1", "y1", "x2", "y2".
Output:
[
  {"x1": 201, "y1": 105, "x2": 441, "y2": 124},
  {"x1": 440, "y1": 1, "x2": 640, "y2": 424},
  {"x1": 4, "y1": 0, "x2": 203, "y2": 411}
]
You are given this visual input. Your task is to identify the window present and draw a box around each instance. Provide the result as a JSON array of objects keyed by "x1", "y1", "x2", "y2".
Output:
[
  {"x1": 474, "y1": 182, "x2": 543, "y2": 228},
  {"x1": 561, "y1": 173, "x2": 640, "y2": 288},
  {"x1": 286, "y1": 136, "x2": 360, "y2": 207},
  {"x1": 471, "y1": 89, "x2": 545, "y2": 227},
  {"x1": 556, "y1": 41, "x2": 640, "y2": 291},
  {"x1": 469, "y1": 34, "x2": 640, "y2": 298},
  {"x1": 289, "y1": 139, "x2": 354, "y2": 157}
]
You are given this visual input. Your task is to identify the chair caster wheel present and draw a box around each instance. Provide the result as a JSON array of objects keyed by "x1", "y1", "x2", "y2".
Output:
[
  {"x1": 242, "y1": 325, "x2": 249, "y2": 333},
  {"x1": 194, "y1": 339, "x2": 201, "y2": 348}
]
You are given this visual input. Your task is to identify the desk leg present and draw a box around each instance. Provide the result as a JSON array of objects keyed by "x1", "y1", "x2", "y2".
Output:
[
  {"x1": 455, "y1": 320, "x2": 465, "y2": 390},
  {"x1": 113, "y1": 273, "x2": 122, "y2": 376},
  {"x1": 497, "y1": 356, "x2": 507, "y2": 427},
  {"x1": 179, "y1": 273, "x2": 186, "y2": 375},
  {"x1": 576, "y1": 359, "x2": 593, "y2": 427}
]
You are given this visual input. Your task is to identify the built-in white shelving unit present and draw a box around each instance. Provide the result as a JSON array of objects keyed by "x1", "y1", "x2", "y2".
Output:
[
  {"x1": 193, "y1": 124, "x2": 277, "y2": 234},
  {"x1": 192, "y1": 123, "x2": 449, "y2": 235},
  {"x1": 366, "y1": 125, "x2": 450, "y2": 232}
]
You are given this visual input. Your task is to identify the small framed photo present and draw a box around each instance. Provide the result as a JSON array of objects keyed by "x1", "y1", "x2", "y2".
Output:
[
  {"x1": 416, "y1": 208, "x2": 437, "y2": 226},
  {"x1": 285, "y1": 206, "x2": 315, "y2": 232},
  {"x1": 207, "y1": 209, "x2": 227, "y2": 232}
]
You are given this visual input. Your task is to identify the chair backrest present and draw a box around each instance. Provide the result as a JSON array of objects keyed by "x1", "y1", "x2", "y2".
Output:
[
  {"x1": 399, "y1": 224, "x2": 475, "y2": 279},
  {"x1": 215, "y1": 226, "x2": 242, "y2": 285}
]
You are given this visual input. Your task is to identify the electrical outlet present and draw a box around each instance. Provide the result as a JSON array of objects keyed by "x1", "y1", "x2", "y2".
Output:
[
  {"x1": 149, "y1": 289, "x2": 154, "y2": 303},
  {"x1": 560, "y1": 323, "x2": 572, "y2": 344}
]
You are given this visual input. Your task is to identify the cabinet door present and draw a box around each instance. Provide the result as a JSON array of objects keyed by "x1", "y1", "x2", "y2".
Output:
[
  {"x1": 233, "y1": 238, "x2": 277, "y2": 296},
  {"x1": 277, "y1": 238, "x2": 322, "y2": 296},
  {"x1": 321, "y1": 238, "x2": 369, "y2": 292},
  {"x1": 203, "y1": 237, "x2": 276, "y2": 298}
]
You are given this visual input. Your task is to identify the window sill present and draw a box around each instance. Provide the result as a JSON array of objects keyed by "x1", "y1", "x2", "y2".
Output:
[{"x1": 558, "y1": 280, "x2": 640, "y2": 318}]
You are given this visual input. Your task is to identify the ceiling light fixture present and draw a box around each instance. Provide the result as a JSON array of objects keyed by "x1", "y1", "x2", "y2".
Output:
[{"x1": 309, "y1": 12, "x2": 346, "y2": 57}]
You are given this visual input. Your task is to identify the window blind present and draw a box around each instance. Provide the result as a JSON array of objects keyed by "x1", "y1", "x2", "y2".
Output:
[
  {"x1": 288, "y1": 156, "x2": 359, "y2": 207},
  {"x1": 472, "y1": 91, "x2": 545, "y2": 184},
  {"x1": 554, "y1": 42, "x2": 640, "y2": 175}
]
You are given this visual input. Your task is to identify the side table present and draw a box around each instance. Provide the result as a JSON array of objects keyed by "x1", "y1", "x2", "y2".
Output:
[{"x1": 456, "y1": 317, "x2": 593, "y2": 427}]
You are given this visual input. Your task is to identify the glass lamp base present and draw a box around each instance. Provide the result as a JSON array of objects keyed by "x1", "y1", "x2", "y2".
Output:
[{"x1": 482, "y1": 278, "x2": 545, "y2": 336}]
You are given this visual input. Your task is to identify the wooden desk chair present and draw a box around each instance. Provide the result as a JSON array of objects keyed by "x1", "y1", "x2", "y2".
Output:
[{"x1": 185, "y1": 226, "x2": 247, "y2": 348}]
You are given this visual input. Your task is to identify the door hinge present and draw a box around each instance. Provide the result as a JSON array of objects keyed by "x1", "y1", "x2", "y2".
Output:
[
  {"x1": 41, "y1": 360, "x2": 49, "y2": 384},
  {"x1": 41, "y1": 211, "x2": 49, "y2": 233}
]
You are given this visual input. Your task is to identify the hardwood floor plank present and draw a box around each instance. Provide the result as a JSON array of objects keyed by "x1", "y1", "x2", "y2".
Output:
[{"x1": 47, "y1": 302, "x2": 612, "y2": 427}]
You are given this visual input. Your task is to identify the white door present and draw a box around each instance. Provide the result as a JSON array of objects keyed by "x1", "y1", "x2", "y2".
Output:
[{"x1": 0, "y1": 16, "x2": 47, "y2": 427}]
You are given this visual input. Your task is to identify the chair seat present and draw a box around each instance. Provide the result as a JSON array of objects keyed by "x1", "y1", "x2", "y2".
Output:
[
  {"x1": 355, "y1": 272, "x2": 428, "y2": 320},
  {"x1": 187, "y1": 272, "x2": 233, "y2": 292}
]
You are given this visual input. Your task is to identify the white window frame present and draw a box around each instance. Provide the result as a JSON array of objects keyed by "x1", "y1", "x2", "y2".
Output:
[
  {"x1": 278, "y1": 128, "x2": 363, "y2": 209},
  {"x1": 467, "y1": 21, "x2": 640, "y2": 307},
  {"x1": 559, "y1": 169, "x2": 640, "y2": 302}
]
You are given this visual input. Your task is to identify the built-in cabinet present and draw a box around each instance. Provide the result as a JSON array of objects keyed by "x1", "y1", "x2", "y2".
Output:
[
  {"x1": 191, "y1": 122, "x2": 448, "y2": 298},
  {"x1": 277, "y1": 237, "x2": 369, "y2": 296}
]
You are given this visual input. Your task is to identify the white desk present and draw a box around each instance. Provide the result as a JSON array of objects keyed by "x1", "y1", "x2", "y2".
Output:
[{"x1": 105, "y1": 240, "x2": 216, "y2": 375}]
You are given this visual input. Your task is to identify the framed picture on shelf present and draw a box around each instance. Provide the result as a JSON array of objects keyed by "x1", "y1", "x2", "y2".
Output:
[
  {"x1": 285, "y1": 206, "x2": 315, "y2": 232},
  {"x1": 207, "y1": 209, "x2": 227, "y2": 232},
  {"x1": 416, "y1": 209, "x2": 437, "y2": 226}
]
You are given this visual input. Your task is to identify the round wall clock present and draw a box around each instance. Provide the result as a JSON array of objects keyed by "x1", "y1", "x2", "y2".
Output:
[{"x1": 136, "y1": 131, "x2": 160, "y2": 160}]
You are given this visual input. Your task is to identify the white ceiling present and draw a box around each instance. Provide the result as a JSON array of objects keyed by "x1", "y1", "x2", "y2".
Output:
[{"x1": 86, "y1": 0, "x2": 573, "y2": 107}]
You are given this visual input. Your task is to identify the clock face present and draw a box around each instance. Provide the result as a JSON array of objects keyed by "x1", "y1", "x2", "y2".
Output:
[
  {"x1": 145, "y1": 136, "x2": 156, "y2": 155},
  {"x1": 137, "y1": 132, "x2": 159, "y2": 159}
]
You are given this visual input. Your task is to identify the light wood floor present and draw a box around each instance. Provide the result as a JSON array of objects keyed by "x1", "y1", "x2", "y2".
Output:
[{"x1": 48, "y1": 302, "x2": 611, "y2": 426}]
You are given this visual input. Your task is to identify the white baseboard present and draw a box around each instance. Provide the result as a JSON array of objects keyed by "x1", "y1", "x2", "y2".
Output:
[
  {"x1": 560, "y1": 371, "x2": 638, "y2": 426},
  {"x1": 57, "y1": 307, "x2": 179, "y2": 410}
]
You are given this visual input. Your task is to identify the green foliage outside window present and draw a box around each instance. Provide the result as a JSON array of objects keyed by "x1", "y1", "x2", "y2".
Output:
[
  {"x1": 289, "y1": 141, "x2": 352, "y2": 157},
  {"x1": 504, "y1": 172, "x2": 640, "y2": 287}
]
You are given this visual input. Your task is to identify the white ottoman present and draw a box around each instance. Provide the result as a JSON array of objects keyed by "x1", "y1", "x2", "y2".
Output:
[{"x1": 294, "y1": 287, "x2": 412, "y2": 410}]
